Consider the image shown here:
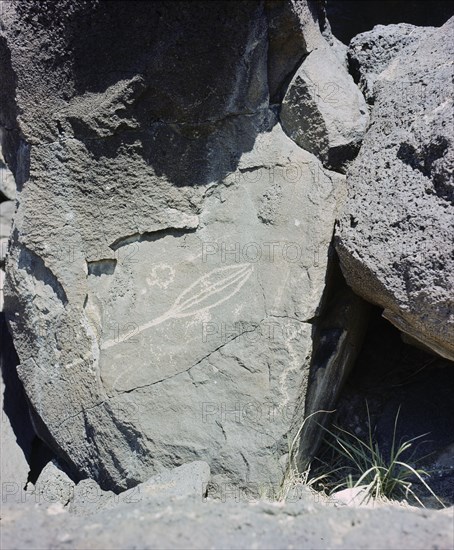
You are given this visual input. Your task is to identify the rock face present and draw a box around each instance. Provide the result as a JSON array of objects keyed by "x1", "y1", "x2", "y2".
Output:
[
  {"x1": 0, "y1": 375, "x2": 30, "y2": 497},
  {"x1": 0, "y1": 199, "x2": 14, "y2": 263},
  {"x1": 69, "y1": 461, "x2": 211, "y2": 515},
  {"x1": 1, "y1": 310, "x2": 34, "y2": 500},
  {"x1": 2, "y1": 490, "x2": 454, "y2": 550},
  {"x1": 1, "y1": 1, "x2": 351, "y2": 491},
  {"x1": 0, "y1": 147, "x2": 16, "y2": 200},
  {"x1": 265, "y1": 0, "x2": 331, "y2": 101},
  {"x1": 297, "y1": 277, "x2": 370, "y2": 465},
  {"x1": 348, "y1": 24, "x2": 433, "y2": 102},
  {"x1": 281, "y1": 44, "x2": 369, "y2": 170},
  {"x1": 0, "y1": 160, "x2": 15, "y2": 305},
  {"x1": 28, "y1": 460, "x2": 75, "y2": 507},
  {"x1": 336, "y1": 18, "x2": 454, "y2": 361}
]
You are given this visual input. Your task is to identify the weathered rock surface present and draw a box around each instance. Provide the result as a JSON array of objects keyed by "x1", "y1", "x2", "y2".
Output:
[
  {"x1": 265, "y1": 0, "x2": 332, "y2": 101},
  {"x1": 330, "y1": 36, "x2": 349, "y2": 71},
  {"x1": 349, "y1": 24, "x2": 433, "y2": 102},
  {"x1": 297, "y1": 275, "x2": 370, "y2": 465},
  {"x1": 120, "y1": 460, "x2": 210, "y2": 502},
  {"x1": 69, "y1": 460, "x2": 210, "y2": 515},
  {"x1": 0, "y1": 268, "x2": 4, "y2": 310},
  {"x1": 281, "y1": 43, "x2": 369, "y2": 170},
  {"x1": 0, "y1": 376, "x2": 30, "y2": 497},
  {"x1": 0, "y1": 198, "x2": 14, "y2": 227},
  {"x1": 1, "y1": 1, "x2": 348, "y2": 491},
  {"x1": 0, "y1": 147, "x2": 16, "y2": 200},
  {"x1": 28, "y1": 460, "x2": 75, "y2": 507},
  {"x1": 1, "y1": 309, "x2": 35, "y2": 500},
  {"x1": 336, "y1": 18, "x2": 454, "y2": 361},
  {"x1": 0, "y1": 199, "x2": 14, "y2": 266},
  {"x1": 2, "y1": 492, "x2": 453, "y2": 550},
  {"x1": 68, "y1": 478, "x2": 118, "y2": 516}
]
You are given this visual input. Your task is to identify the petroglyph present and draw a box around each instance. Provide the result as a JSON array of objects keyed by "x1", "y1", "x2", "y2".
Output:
[{"x1": 102, "y1": 264, "x2": 254, "y2": 351}]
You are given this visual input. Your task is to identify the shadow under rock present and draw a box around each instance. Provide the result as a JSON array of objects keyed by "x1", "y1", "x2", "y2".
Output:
[
  {"x1": 1, "y1": 313, "x2": 54, "y2": 484},
  {"x1": 59, "y1": 1, "x2": 272, "y2": 186},
  {"x1": 327, "y1": 307, "x2": 454, "y2": 506}
]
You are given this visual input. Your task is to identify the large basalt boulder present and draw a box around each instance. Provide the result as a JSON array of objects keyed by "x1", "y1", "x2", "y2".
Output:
[
  {"x1": 348, "y1": 24, "x2": 433, "y2": 103},
  {"x1": 336, "y1": 18, "x2": 454, "y2": 361},
  {"x1": 1, "y1": 1, "x2": 347, "y2": 491}
]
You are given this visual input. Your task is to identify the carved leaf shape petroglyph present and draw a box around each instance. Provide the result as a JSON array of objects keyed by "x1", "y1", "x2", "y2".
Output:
[{"x1": 102, "y1": 263, "x2": 254, "y2": 350}]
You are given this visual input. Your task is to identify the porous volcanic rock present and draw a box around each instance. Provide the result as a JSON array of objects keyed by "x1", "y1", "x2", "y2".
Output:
[
  {"x1": 348, "y1": 23, "x2": 434, "y2": 102},
  {"x1": 336, "y1": 17, "x2": 454, "y2": 361}
]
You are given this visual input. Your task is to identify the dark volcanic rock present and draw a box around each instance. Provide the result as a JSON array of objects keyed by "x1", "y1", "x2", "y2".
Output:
[
  {"x1": 336, "y1": 17, "x2": 454, "y2": 361},
  {"x1": 265, "y1": 0, "x2": 331, "y2": 102},
  {"x1": 348, "y1": 23, "x2": 434, "y2": 102},
  {"x1": 1, "y1": 0, "x2": 348, "y2": 492}
]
